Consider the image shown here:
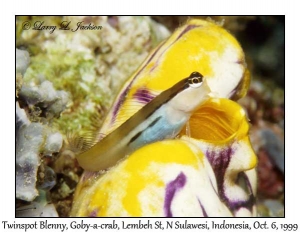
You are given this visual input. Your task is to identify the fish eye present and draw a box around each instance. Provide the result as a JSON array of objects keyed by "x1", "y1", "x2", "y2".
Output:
[{"x1": 188, "y1": 71, "x2": 203, "y2": 88}]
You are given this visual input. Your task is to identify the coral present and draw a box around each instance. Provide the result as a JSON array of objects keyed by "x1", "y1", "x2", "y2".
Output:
[
  {"x1": 19, "y1": 81, "x2": 69, "y2": 122},
  {"x1": 16, "y1": 107, "x2": 63, "y2": 201},
  {"x1": 16, "y1": 48, "x2": 67, "y2": 216},
  {"x1": 16, "y1": 190, "x2": 58, "y2": 217},
  {"x1": 16, "y1": 104, "x2": 41, "y2": 201},
  {"x1": 43, "y1": 133, "x2": 63, "y2": 156},
  {"x1": 16, "y1": 76, "x2": 67, "y2": 203},
  {"x1": 16, "y1": 49, "x2": 30, "y2": 75},
  {"x1": 16, "y1": 49, "x2": 30, "y2": 97},
  {"x1": 17, "y1": 202, "x2": 58, "y2": 217}
]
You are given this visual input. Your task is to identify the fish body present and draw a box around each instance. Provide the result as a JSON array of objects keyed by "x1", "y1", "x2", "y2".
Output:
[{"x1": 76, "y1": 72, "x2": 211, "y2": 171}]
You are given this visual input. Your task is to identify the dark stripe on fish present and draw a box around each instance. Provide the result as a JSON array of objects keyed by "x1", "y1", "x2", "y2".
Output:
[
  {"x1": 148, "y1": 116, "x2": 162, "y2": 128},
  {"x1": 127, "y1": 116, "x2": 162, "y2": 145},
  {"x1": 127, "y1": 111, "x2": 165, "y2": 146},
  {"x1": 128, "y1": 131, "x2": 143, "y2": 145}
]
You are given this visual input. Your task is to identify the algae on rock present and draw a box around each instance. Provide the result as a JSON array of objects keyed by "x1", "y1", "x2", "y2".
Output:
[{"x1": 17, "y1": 16, "x2": 170, "y2": 133}]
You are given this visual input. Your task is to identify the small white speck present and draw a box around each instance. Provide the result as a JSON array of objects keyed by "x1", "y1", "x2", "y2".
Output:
[{"x1": 240, "y1": 108, "x2": 246, "y2": 116}]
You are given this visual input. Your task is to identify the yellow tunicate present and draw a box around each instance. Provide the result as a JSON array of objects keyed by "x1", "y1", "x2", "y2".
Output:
[{"x1": 71, "y1": 140, "x2": 233, "y2": 217}]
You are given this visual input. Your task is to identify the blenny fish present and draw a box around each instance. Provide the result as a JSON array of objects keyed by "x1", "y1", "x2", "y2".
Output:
[{"x1": 76, "y1": 72, "x2": 211, "y2": 171}]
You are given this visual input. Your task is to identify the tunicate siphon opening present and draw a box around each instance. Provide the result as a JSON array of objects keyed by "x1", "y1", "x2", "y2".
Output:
[{"x1": 181, "y1": 98, "x2": 249, "y2": 143}]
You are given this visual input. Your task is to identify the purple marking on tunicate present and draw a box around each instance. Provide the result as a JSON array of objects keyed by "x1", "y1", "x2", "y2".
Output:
[
  {"x1": 235, "y1": 59, "x2": 244, "y2": 65},
  {"x1": 138, "y1": 41, "x2": 166, "y2": 74},
  {"x1": 226, "y1": 172, "x2": 255, "y2": 213},
  {"x1": 206, "y1": 147, "x2": 256, "y2": 214},
  {"x1": 143, "y1": 42, "x2": 165, "y2": 68},
  {"x1": 219, "y1": 171, "x2": 255, "y2": 214},
  {"x1": 147, "y1": 41, "x2": 167, "y2": 74},
  {"x1": 224, "y1": 195, "x2": 255, "y2": 215},
  {"x1": 111, "y1": 83, "x2": 132, "y2": 123},
  {"x1": 149, "y1": 62, "x2": 158, "y2": 73},
  {"x1": 206, "y1": 147, "x2": 234, "y2": 194},
  {"x1": 198, "y1": 199, "x2": 208, "y2": 217},
  {"x1": 239, "y1": 172, "x2": 254, "y2": 196},
  {"x1": 88, "y1": 209, "x2": 98, "y2": 217},
  {"x1": 228, "y1": 74, "x2": 245, "y2": 100},
  {"x1": 177, "y1": 25, "x2": 200, "y2": 41},
  {"x1": 208, "y1": 176, "x2": 218, "y2": 196},
  {"x1": 133, "y1": 88, "x2": 156, "y2": 104},
  {"x1": 205, "y1": 146, "x2": 242, "y2": 214},
  {"x1": 164, "y1": 172, "x2": 187, "y2": 217},
  {"x1": 81, "y1": 171, "x2": 99, "y2": 182}
]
